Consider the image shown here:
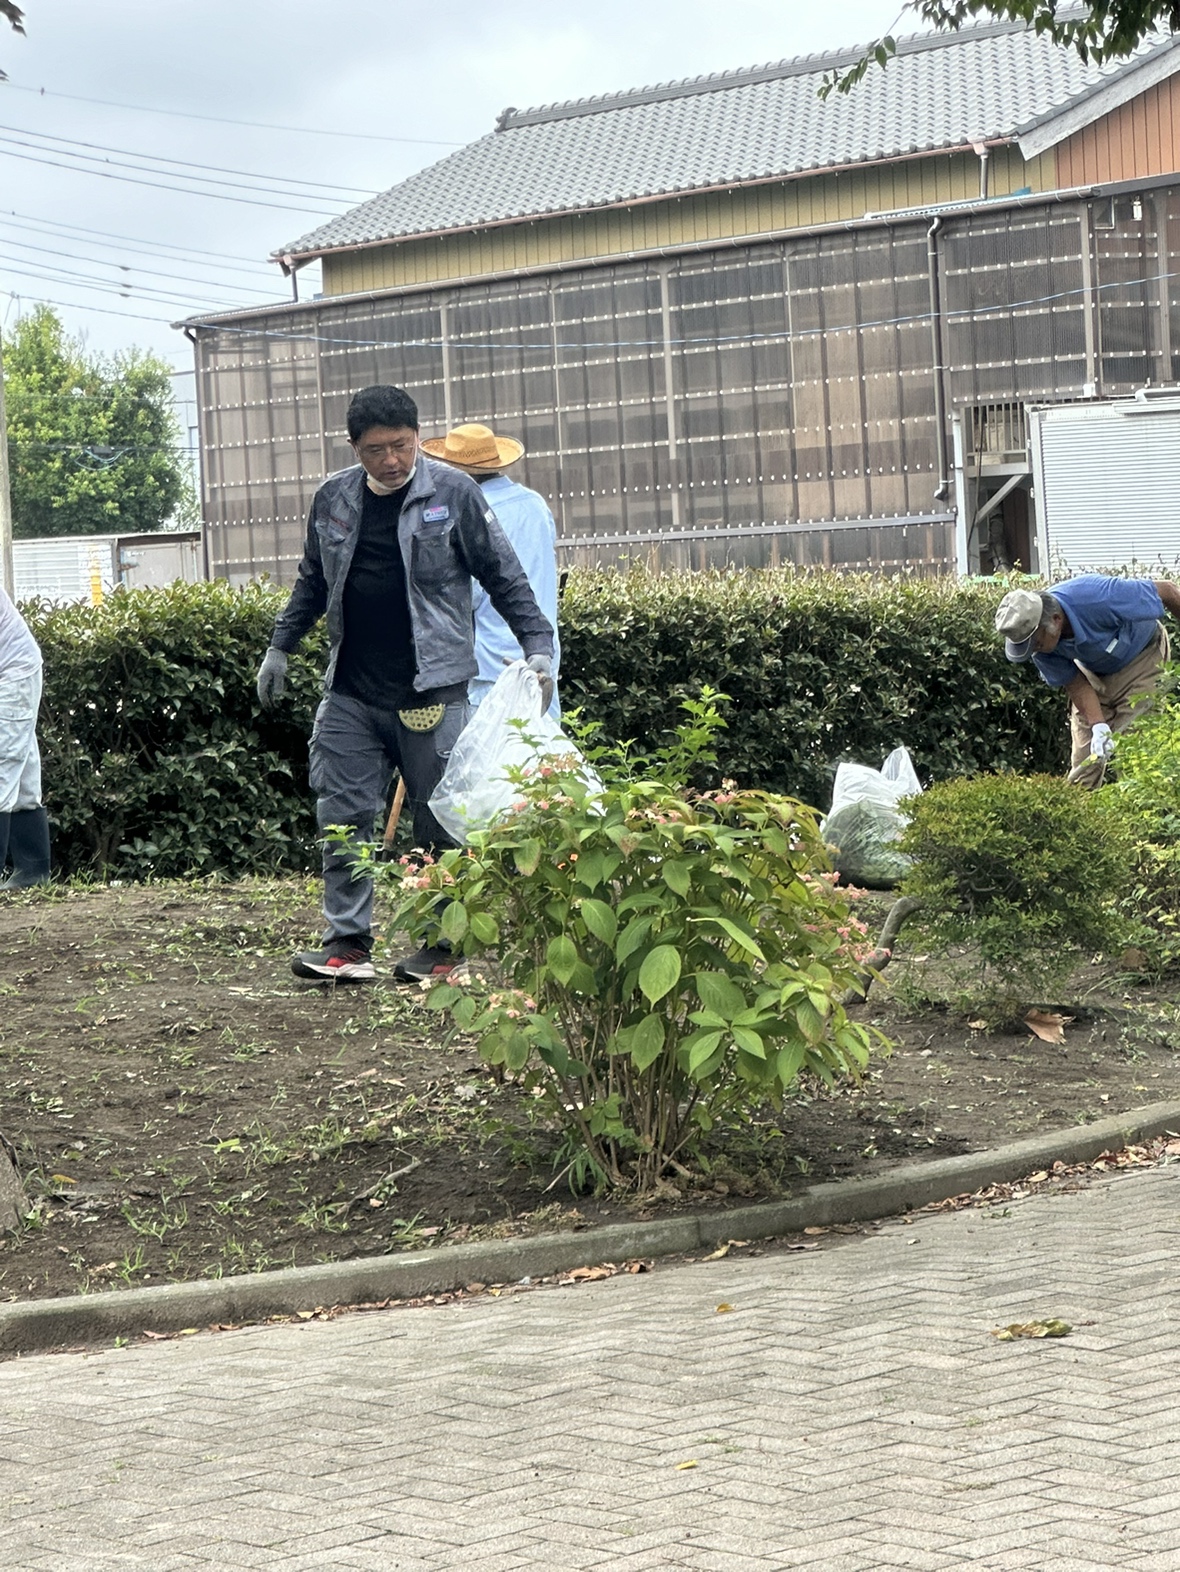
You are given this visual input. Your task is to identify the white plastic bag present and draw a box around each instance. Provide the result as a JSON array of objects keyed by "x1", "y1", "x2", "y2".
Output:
[
  {"x1": 429, "y1": 661, "x2": 595, "y2": 843},
  {"x1": 821, "y1": 745, "x2": 922, "y2": 888}
]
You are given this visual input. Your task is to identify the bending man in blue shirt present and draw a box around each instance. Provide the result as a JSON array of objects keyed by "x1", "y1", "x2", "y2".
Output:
[
  {"x1": 996, "y1": 575, "x2": 1180, "y2": 787},
  {"x1": 421, "y1": 423, "x2": 561, "y2": 720}
]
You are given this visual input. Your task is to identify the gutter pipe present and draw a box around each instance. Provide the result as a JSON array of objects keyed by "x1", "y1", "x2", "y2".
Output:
[{"x1": 926, "y1": 215, "x2": 950, "y2": 504}]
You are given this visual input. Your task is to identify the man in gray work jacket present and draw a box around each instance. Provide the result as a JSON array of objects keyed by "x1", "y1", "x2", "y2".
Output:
[{"x1": 256, "y1": 384, "x2": 555, "y2": 984}]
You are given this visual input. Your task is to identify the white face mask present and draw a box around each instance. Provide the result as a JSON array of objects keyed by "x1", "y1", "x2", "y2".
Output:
[{"x1": 366, "y1": 464, "x2": 416, "y2": 497}]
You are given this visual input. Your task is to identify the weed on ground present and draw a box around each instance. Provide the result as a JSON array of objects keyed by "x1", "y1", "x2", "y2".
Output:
[{"x1": 1, "y1": 880, "x2": 1179, "y2": 1300}]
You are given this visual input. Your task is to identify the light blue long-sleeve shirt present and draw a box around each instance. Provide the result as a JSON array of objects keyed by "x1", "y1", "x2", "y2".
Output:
[{"x1": 471, "y1": 473, "x2": 561, "y2": 718}]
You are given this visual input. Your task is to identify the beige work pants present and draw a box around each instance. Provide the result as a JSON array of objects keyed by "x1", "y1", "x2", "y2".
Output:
[{"x1": 1068, "y1": 622, "x2": 1170, "y2": 788}]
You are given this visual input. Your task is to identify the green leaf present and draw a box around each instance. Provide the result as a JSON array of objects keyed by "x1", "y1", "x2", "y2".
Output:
[
  {"x1": 775, "y1": 1043, "x2": 807, "y2": 1087},
  {"x1": 694, "y1": 971, "x2": 747, "y2": 1021},
  {"x1": 440, "y1": 902, "x2": 468, "y2": 943},
  {"x1": 514, "y1": 837, "x2": 542, "y2": 876},
  {"x1": 451, "y1": 995, "x2": 479, "y2": 1030},
  {"x1": 731, "y1": 1025, "x2": 767, "y2": 1058},
  {"x1": 638, "y1": 945, "x2": 682, "y2": 1004},
  {"x1": 796, "y1": 999, "x2": 825, "y2": 1044},
  {"x1": 688, "y1": 1007, "x2": 728, "y2": 1030},
  {"x1": 567, "y1": 961, "x2": 600, "y2": 995},
  {"x1": 696, "y1": 915, "x2": 766, "y2": 962},
  {"x1": 687, "y1": 1030, "x2": 723, "y2": 1075},
  {"x1": 425, "y1": 983, "x2": 461, "y2": 1011},
  {"x1": 546, "y1": 934, "x2": 579, "y2": 985},
  {"x1": 579, "y1": 898, "x2": 617, "y2": 945},
  {"x1": 615, "y1": 914, "x2": 655, "y2": 964},
  {"x1": 629, "y1": 1013, "x2": 666, "y2": 1072},
  {"x1": 503, "y1": 1032, "x2": 530, "y2": 1072},
  {"x1": 572, "y1": 851, "x2": 604, "y2": 888},
  {"x1": 469, "y1": 911, "x2": 499, "y2": 945},
  {"x1": 661, "y1": 859, "x2": 692, "y2": 897}
]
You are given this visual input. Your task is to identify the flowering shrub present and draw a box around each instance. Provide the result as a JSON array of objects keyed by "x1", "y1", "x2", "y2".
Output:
[{"x1": 369, "y1": 696, "x2": 877, "y2": 1192}]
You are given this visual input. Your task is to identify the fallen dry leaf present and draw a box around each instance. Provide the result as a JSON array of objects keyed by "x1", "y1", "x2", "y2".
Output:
[
  {"x1": 715, "y1": 1302, "x2": 734, "y2": 1314},
  {"x1": 676, "y1": 1460, "x2": 698, "y2": 1470},
  {"x1": 786, "y1": 1241, "x2": 821, "y2": 1252},
  {"x1": 803, "y1": 1226, "x2": 827, "y2": 1236},
  {"x1": 991, "y1": 1318, "x2": 1072, "y2": 1341},
  {"x1": 704, "y1": 1243, "x2": 730, "y2": 1261},
  {"x1": 1024, "y1": 1009, "x2": 1073, "y2": 1045}
]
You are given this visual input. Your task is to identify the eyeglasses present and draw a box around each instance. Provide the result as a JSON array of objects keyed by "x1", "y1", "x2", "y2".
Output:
[{"x1": 357, "y1": 438, "x2": 417, "y2": 460}]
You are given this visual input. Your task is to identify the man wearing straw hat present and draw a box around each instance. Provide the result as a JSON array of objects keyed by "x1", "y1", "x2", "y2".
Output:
[{"x1": 421, "y1": 424, "x2": 561, "y2": 719}]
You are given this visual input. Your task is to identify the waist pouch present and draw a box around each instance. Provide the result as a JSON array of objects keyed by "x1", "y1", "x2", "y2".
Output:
[{"x1": 398, "y1": 703, "x2": 446, "y2": 733}]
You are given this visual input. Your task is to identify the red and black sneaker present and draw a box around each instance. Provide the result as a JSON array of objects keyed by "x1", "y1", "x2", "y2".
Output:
[
  {"x1": 290, "y1": 942, "x2": 375, "y2": 982},
  {"x1": 393, "y1": 943, "x2": 455, "y2": 983}
]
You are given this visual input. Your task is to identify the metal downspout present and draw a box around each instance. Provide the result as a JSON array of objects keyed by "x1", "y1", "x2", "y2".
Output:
[
  {"x1": 927, "y1": 215, "x2": 951, "y2": 503},
  {"x1": 183, "y1": 327, "x2": 212, "y2": 584}
]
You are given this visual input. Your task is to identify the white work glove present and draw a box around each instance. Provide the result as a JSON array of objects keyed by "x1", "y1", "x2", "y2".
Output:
[
  {"x1": 1089, "y1": 722, "x2": 1115, "y2": 762},
  {"x1": 256, "y1": 647, "x2": 288, "y2": 707},
  {"x1": 526, "y1": 654, "x2": 554, "y2": 714}
]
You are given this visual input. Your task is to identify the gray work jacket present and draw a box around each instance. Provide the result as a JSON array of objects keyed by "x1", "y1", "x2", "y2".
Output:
[{"x1": 269, "y1": 457, "x2": 555, "y2": 694}]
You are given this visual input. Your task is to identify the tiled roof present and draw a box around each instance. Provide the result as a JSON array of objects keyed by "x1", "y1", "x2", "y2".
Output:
[{"x1": 277, "y1": 18, "x2": 1179, "y2": 259}]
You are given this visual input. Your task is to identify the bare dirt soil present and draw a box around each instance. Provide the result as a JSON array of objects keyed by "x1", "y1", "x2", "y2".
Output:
[{"x1": 1, "y1": 881, "x2": 1178, "y2": 1302}]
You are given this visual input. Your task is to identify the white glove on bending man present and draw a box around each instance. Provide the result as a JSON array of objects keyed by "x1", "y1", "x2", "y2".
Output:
[{"x1": 1089, "y1": 721, "x2": 1115, "y2": 762}]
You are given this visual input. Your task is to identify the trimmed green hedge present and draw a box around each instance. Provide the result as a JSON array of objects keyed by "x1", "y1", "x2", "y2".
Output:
[
  {"x1": 26, "y1": 571, "x2": 1067, "y2": 880},
  {"x1": 559, "y1": 570, "x2": 1066, "y2": 809},
  {"x1": 30, "y1": 581, "x2": 325, "y2": 880}
]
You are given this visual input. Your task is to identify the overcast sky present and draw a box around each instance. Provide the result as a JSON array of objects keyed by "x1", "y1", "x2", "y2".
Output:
[{"x1": 0, "y1": 0, "x2": 906, "y2": 409}]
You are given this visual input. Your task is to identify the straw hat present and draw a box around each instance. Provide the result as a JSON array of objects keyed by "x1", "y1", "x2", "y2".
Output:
[{"x1": 420, "y1": 423, "x2": 524, "y2": 472}]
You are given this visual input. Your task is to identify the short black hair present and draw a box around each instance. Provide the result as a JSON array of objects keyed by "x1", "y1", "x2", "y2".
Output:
[{"x1": 346, "y1": 385, "x2": 419, "y2": 442}]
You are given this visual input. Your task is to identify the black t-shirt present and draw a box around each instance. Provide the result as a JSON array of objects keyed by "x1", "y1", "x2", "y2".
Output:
[
  {"x1": 332, "y1": 485, "x2": 417, "y2": 708},
  {"x1": 333, "y1": 483, "x2": 466, "y2": 712}
]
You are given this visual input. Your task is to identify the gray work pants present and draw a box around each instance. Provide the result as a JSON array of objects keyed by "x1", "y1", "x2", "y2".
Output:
[{"x1": 309, "y1": 689, "x2": 468, "y2": 945}]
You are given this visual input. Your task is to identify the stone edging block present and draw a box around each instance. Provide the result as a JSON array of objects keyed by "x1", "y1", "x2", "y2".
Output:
[{"x1": 3, "y1": 1100, "x2": 1178, "y2": 1356}]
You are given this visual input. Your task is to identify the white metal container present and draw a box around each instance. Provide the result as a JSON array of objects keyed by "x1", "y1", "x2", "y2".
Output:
[{"x1": 1028, "y1": 393, "x2": 1180, "y2": 575}]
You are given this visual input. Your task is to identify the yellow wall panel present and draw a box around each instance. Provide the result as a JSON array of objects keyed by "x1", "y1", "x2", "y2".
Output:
[{"x1": 319, "y1": 147, "x2": 1055, "y2": 297}]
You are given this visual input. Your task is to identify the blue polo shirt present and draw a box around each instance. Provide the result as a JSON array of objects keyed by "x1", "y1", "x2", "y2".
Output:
[{"x1": 1032, "y1": 575, "x2": 1165, "y2": 688}]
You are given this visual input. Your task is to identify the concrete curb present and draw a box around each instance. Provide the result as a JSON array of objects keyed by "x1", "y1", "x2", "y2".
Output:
[{"x1": 4, "y1": 1100, "x2": 1180, "y2": 1357}]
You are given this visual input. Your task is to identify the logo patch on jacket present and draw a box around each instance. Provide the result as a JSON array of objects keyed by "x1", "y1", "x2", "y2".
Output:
[{"x1": 422, "y1": 505, "x2": 449, "y2": 523}]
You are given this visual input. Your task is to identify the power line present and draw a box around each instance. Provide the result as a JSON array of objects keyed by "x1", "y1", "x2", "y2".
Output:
[
  {"x1": 0, "y1": 257, "x2": 268, "y2": 312},
  {"x1": 0, "y1": 121, "x2": 380, "y2": 201},
  {"x1": 0, "y1": 208, "x2": 279, "y2": 270},
  {"x1": 0, "y1": 231, "x2": 281, "y2": 299},
  {"x1": 0, "y1": 285, "x2": 198, "y2": 327},
  {"x1": 0, "y1": 144, "x2": 340, "y2": 217},
  {"x1": 2, "y1": 80, "x2": 465, "y2": 149}
]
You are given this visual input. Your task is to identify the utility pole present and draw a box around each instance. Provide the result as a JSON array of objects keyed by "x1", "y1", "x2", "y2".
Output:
[{"x1": 0, "y1": 327, "x2": 13, "y2": 599}]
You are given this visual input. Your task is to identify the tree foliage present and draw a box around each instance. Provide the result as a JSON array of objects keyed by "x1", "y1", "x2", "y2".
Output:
[
  {"x1": 820, "y1": 2, "x2": 1179, "y2": 98},
  {"x1": 4, "y1": 304, "x2": 196, "y2": 538},
  {"x1": 0, "y1": 2, "x2": 23, "y2": 80}
]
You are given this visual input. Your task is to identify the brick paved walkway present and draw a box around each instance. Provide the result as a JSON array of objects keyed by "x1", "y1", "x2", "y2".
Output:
[{"x1": 1, "y1": 1164, "x2": 1178, "y2": 1570}]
